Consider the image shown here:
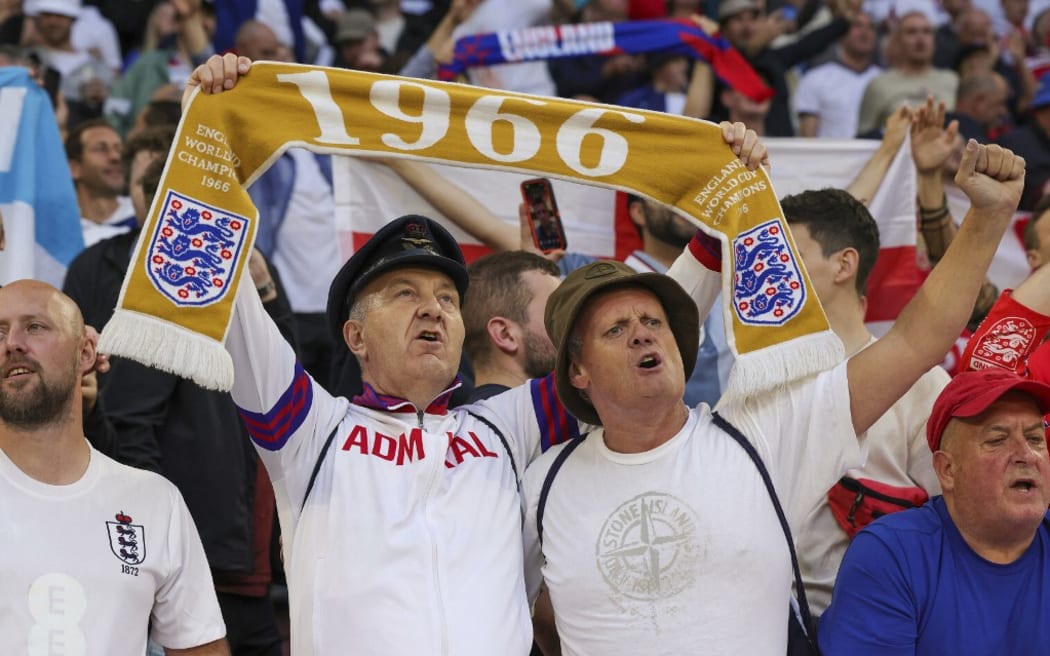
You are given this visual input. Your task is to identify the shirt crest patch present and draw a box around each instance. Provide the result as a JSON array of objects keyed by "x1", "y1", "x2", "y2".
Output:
[{"x1": 106, "y1": 511, "x2": 146, "y2": 565}]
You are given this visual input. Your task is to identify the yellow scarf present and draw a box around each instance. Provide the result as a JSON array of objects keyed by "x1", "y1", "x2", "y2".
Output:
[{"x1": 99, "y1": 62, "x2": 841, "y2": 396}]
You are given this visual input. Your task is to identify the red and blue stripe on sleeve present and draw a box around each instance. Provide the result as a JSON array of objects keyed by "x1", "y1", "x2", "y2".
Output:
[
  {"x1": 238, "y1": 363, "x2": 314, "y2": 451},
  {"x1": 530, "y1": 373, "x2": 580, "y2": 453}
]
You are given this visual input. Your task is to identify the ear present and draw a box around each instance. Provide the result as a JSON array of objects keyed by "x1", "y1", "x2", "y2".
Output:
[
  {"x1": 79, "y1": 328, "x2": 97, "y2": 377},
  {"x1": 834, "y1": 247, "x2": 860, "y2": 286},
  {"x1": 568, "y1": 357, "x2": 590, "y2": 393},
  {"x1": 486, "y1": 317, "x2": 520, "y2": 356},
  {"x1": 932, "y1": 449, "x2": 955, "y2": 493},
  {"x1": 627, "y1": 198, "x2": 645, "y2": 230},
  {"x1": 1026, "y1": 249, "x2": 1044, "y2": 270},
  {"x1": 68, "y1": 160, "x2": 82, "y2": 183},
  {"x1": 343, "y1": 319, "x2": 366, "y2": 359}
]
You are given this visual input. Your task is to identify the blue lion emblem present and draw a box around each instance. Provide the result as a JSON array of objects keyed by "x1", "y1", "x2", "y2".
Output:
[
  {"x1": 732, "y1": 219, "x2": 806, "y2": 326},
  {"x1": 146, "y1": 191, "x2": 250, "y2": 306}
]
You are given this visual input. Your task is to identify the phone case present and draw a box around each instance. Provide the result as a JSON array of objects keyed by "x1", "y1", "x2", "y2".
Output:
[{"x1": 521, "y1": 178, "x2": 567, "y2": 253}]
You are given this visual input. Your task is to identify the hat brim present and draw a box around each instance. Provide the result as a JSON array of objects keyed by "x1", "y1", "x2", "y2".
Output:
[
  {"x1": 718, "y1": 0, "x2": 762, "y2": 21},
  {"x1": 928, "y1": 374, "x2": 1050, "y2": 451},
  {"x1": 325, "y1": 215, "x2": 469, "y2": 344},
  {"x1": 553, "y1": 273, "x2": 699, "y2": 426},
  {"x1": 326, "y1": 251, "x2": 468, "y2": 343},
  {"x1": 29, "y1": 3, "x2": 80, "y2": 17},
  {"x1": 953, "y1": 378, "x2": 1050, "y2": 420}
]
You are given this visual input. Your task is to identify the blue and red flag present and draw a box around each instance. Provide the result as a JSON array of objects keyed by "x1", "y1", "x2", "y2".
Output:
[{"x1": 439, "y1": 19, "x2": 774, "y2": 103}]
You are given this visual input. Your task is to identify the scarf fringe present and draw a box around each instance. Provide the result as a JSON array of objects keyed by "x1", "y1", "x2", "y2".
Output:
[
  {"x1": 98, "y1": 309, "x2": 234, "y2": 391},
  {"x1": 722, "y1": 329, "x2": 844, "y2": 403}
]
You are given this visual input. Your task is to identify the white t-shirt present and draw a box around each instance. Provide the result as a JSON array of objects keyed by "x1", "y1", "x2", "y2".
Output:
[
  {"x1": 273, "y1": 149, "x2": 340, "y2": 314},
  {"x1": 797, "y1": 349, "x2": 947, "y2": 615},
  {"x1": 522, "y1": 361, "x2": 859, "y2": 656},
  {"x1": 0, "y1": 446, "x2": 225, "y2": 653},
  {"x1": 256, "y1": 0, "x2": 295, "y2": 50},
  {"x1": 41, "y1": 49, "x2": 93, "y2": 79},
  {"x1": 81, "y1": 195, "x2": 135, "y2": 248},
  {"x1": 70, "y1": 6, "x2": 122, "y2": 72},
  {"x1": 794, "y1": 61, "x2": 883, "y2": 138},
  {"x1": 453, "y1": 0, "x2": 556, "y2": 96}
]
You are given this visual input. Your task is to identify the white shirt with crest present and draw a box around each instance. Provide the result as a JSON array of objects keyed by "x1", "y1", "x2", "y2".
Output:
[{"x1": 0, "y1": 446, "x2": 225, "y2": 653}]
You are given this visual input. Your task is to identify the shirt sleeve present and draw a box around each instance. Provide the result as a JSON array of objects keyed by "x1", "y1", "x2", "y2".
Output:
[
  {"x1": 471, "y1": 373, "x2": 585, "y2": 472},
  {"x1": 856, "y1": 77, "x2": 883, "y2": 137},
  {"x1": 149, "y1": 485, "x2": 227, "y2": 649},
  {"x1": 793, "y1": 69, "x2": 822, "y2": 116},
  {"x1": 818, "y1": 529, "x2": 919, "y2": 655},
  {"x1": 723, "y1": 361, "x2": 860, "y2": 531},
  {"x1": 666, "y1": 243, "x2": 723, "y2": 327},
  {"x1": 960, "y1": 290, "x2": 1050, "y2": 376},
  {"x1": 225, "y1": 273, "x2": 348, "y2": 518}
]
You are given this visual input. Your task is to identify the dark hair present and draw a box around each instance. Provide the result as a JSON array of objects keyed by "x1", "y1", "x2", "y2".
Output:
[
  {"x1": 780, "y1": 188, "x2": 880, "y2": 296},
  {"x1": 140, "y1": 99, "x2": 182, "y2": 130},
  {"x1": 141, "y1": 155, "x2": 167, "y2": 210},
  {"x1": 1025, "y1": 195, "x2": 1050, "y2": 252},
  {"x1": 122, "y1": 126, "x2": 175, "y2": 184},
  {"x1": 64, "y1": 117, "x2": 115, "y2": 161},
  {"x1": 463, "y1": 251, "x2": 560, "y2": 365}
]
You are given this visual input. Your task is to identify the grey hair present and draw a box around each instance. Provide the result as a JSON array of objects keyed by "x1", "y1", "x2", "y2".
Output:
[{"x1": 347, "y1": 292, "x2": 379, "y2": 323}]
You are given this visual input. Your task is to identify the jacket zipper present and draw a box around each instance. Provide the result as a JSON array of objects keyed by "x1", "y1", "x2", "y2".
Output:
[{"x1": 418, "y1": 409, "x2": 450, "y2": 655}]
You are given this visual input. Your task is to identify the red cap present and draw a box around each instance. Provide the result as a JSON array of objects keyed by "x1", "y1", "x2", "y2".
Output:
[{"x1": 926, "y1": 369, "x2": 1050, "y2": 452}]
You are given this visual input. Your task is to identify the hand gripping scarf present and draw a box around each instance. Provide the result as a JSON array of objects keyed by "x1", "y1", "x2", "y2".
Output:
[{"x1": 99, "y1": 62, "x2": 842, "y2": 397}]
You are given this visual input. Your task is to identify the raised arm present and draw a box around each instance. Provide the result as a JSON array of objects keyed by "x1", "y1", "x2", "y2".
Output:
[
  {"x1": 668, "y1": 121, "x2": 768, "y2": 321},
  {"x1": 382, "y1": 158, "x2": 519, "y2": 252},
  {"x1": 910, "y1": 98, "x2": 960, "y2": 263},
  {"x1": 1010, "y1": 259, "x2": 1050, "y2": 314},
  {"x1": 847, "y1": 140, "x2": 1025, "y2": 435},
  {"x1": 845, "y1": 105, "x2": 911, "y2": 206}
]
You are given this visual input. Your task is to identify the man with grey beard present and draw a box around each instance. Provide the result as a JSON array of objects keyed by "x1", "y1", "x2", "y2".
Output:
[{"x1": 0, "y1": 280, "x2": 227, "y2": 655}]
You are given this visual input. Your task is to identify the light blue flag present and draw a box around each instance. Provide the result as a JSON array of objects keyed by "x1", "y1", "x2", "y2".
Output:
[{"x1": 0, "y1": 66, "x2": 83, "y2": 286}]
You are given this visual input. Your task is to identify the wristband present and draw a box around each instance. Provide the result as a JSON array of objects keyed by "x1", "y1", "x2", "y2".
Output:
[
  {"x1": 918, "y1": 194, "x2": 948, "y2": 219},
  {"x1": 919, "y1": 210, "x2": 951, "y2": 230},
  {"x1": 687, "y1": 229, "x2": 723, "y2": 273},
  {"x1": 256, "y1": 280, "x2": 276, "y2": 298}
]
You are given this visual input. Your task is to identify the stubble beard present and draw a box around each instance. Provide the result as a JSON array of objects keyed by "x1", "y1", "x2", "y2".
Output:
[
  {"x1": 0, "y1": 367, "x2": 78, "y2": 431},
  {"x1": 523, "y1": 330, "x2": 557, "y2": 380},
  {"x1": 646, "y1": 209, "x2": 694, "y2": 249}
]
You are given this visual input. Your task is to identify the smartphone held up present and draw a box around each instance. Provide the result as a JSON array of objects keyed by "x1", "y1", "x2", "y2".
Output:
[{"x1": 521, "y1": 178, "x2": 568, "y2": 253}]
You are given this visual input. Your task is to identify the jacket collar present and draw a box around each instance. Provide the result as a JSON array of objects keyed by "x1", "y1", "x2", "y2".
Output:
[{"x1": 352, "y1": 377, "x2": 462, "y2": 416}]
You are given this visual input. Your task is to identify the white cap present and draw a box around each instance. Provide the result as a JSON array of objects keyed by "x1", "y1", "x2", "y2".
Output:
[
  {"x1": 892, "y1": 0, "x2": 939, "y2": 23},
  {"x1": 26, "y1": 0, "x2": 83, "y2": 19}
]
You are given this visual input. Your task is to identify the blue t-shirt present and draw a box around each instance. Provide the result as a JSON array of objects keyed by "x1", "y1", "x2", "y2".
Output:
[{"x1": 819, "y1": 496, "x2": 1050, "y2": 655}]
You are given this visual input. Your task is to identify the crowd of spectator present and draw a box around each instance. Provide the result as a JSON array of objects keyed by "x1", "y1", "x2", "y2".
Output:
[{"x1": 3, "y1": 0, "x2": 1050, "y2": 654}]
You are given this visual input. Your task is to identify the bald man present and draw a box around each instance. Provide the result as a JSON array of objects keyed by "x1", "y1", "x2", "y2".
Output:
[{"x1": 0, "y1": 280, "x2": 228, "y2": 655}]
